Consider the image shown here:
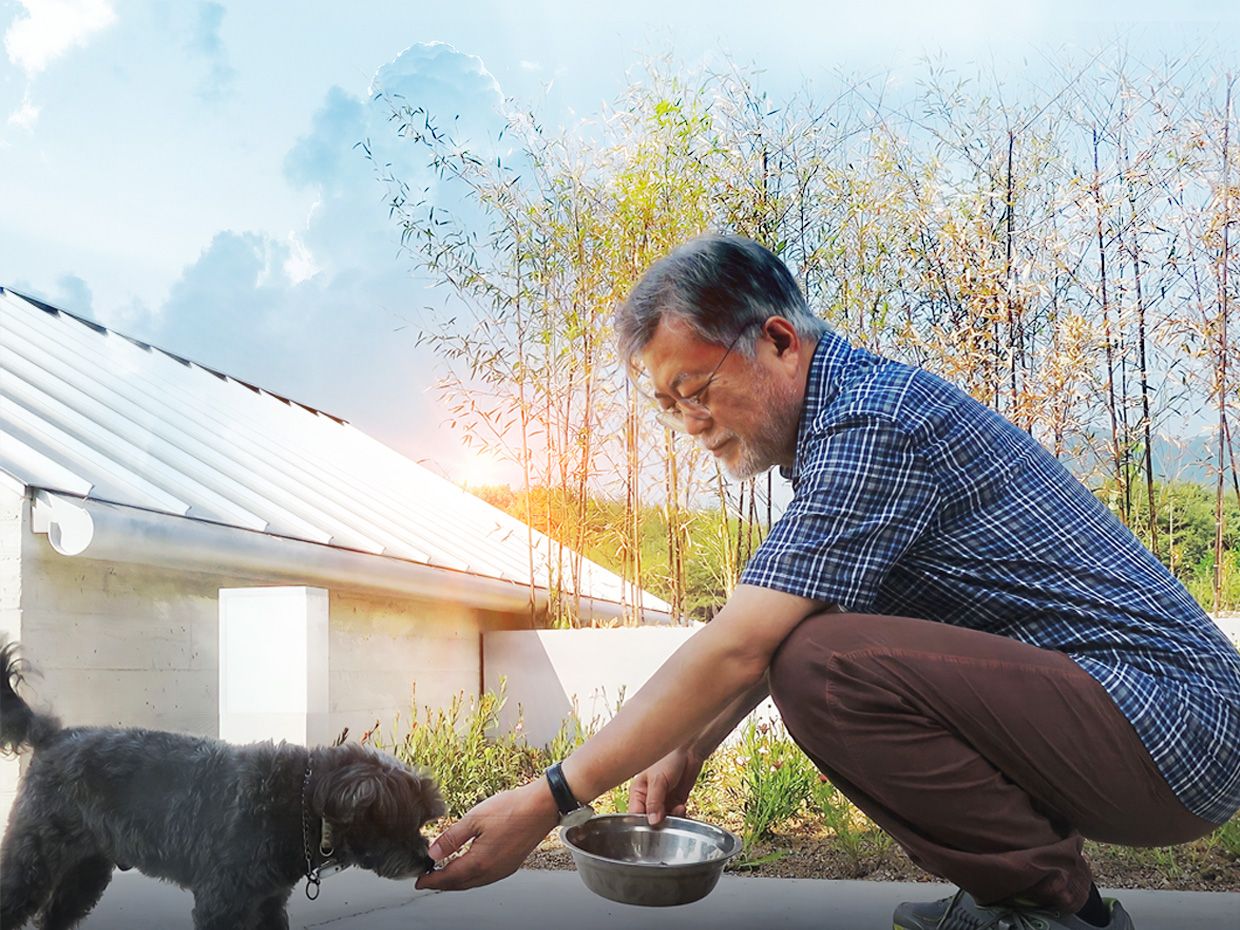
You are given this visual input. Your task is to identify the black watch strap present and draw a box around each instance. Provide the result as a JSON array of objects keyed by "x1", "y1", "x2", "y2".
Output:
[{"x1": 545, "y1": 762, "x2": 582, "y2": 816}]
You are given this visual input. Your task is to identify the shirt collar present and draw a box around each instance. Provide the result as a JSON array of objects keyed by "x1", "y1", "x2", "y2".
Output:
[{"x1": 780, "y1": 328, "x2": 855, "y2": 485}]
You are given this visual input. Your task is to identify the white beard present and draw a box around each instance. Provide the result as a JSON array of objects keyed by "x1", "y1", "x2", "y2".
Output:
[{"x1": 714, "y1": 373, "x2": 799, "y2": 481}]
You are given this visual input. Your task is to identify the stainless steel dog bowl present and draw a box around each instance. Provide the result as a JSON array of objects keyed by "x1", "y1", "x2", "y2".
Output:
[{"x1": 561, "y1": 814, "x2": 742, "y2": 907}]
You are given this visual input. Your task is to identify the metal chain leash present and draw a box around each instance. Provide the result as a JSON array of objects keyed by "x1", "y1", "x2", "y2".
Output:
[{"x1": 301, "y1": 761, "x2": 321, "y2": 900}]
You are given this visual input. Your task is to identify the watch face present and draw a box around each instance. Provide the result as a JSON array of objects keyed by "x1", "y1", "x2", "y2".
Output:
[{"x1": 559, "y1": 804, "x2": 595, "y2": 828}]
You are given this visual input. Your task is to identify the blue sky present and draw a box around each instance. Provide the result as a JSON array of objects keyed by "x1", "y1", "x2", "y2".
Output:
[{"x1": 2, "y1": 1, "x2": 1238, "y2": 483}]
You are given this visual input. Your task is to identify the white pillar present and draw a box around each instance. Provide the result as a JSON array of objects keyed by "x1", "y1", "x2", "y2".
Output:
[{"x1": 218, "y1": 586, "x2": 329, "y2": 746}]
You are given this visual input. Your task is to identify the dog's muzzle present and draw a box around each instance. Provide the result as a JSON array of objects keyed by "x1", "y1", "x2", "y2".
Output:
[{"x1": 421, "y1": 854, "x2": 437, "y2": 874}]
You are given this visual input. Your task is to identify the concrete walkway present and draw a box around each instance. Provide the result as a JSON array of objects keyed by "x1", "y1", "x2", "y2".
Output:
[{"x1": 74, "y1": 868, "x2": 1238, "y2": 930}]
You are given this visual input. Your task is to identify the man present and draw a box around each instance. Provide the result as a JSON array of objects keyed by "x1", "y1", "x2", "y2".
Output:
[{"x1": 417, "y1": 235, "x2": 1240, "y2": 930}]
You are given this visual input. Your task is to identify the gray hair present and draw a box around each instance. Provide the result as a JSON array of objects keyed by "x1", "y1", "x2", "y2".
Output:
[{"x1": 615, "y1": 234, "x2": 829, "y2": 371}]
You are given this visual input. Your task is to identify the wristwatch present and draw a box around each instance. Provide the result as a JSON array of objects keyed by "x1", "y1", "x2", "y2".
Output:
[{"x1": 545, "y1": 762, "x2": 595, "y2": 828}]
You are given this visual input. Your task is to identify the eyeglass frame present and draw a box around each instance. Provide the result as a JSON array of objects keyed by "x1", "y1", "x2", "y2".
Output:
[{"x1": 645, "y1": 319, "x2": 766, "y2": 432}]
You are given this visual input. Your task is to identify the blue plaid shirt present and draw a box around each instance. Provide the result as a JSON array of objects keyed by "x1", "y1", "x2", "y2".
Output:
[{"x1": 741, "y1": 330, "x2": 1240, "y2": 824}]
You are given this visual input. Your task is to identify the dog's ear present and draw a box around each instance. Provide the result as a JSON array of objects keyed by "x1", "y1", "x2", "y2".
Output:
[{"x1": 314, "y1": 747, "x2": 445, "y2": 826}]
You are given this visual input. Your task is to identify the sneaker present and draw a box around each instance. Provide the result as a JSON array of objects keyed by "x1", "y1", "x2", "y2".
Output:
[{"x1": 893, "y1": 888, "x2": 1135, "y2": 930}]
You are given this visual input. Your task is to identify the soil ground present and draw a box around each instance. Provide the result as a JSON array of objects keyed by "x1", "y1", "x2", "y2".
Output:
[{"x1": 523, "y1": 820, "x2": 1239, "y2": 893}]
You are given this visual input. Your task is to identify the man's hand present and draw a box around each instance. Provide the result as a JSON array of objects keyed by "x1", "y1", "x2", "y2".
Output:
[
  {"x1": 415, "y1": 780, "x2": 560, "y2": 892},
  {"x1": 628, "y1": 747, "x2": 704, "y2": 826}
]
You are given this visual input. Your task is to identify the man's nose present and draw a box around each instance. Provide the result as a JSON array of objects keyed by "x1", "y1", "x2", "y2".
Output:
[{"x1": 683, "y1": 412, "x2": 712, "y2": 436}]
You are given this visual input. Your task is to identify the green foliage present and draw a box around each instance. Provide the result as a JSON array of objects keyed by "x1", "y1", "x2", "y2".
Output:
[
  {"x1": 373, "y1": 683, "x2": 623, "y2": 819},
  {"x1": 811, "y1": 775, "x2": 892, "y2": 877},
  {"x1": 1184, "y1": 550, "x2": 1240, "y2": 613},
  {"x1": 371, "y1": 682, "x2": 541, "y2": 818},
  {"x1": 372, "y1": 687, "x2": 1236, "y2": 884},
  {"x1": 1096, "y1": 478, "x2": 1240, "y2": 610},
  {"x1": 1206, "y1": 816, "x2": 1240, "y2": 860},
  {"x1": 468, "y1": 484, "x2": 746, "y2": 621},
  {"x1": 737, "y1": 720, "x2": 817, "y2": 848},
  {"x1": 542, "y1": 706, "x2": 592, "y2": 766}
]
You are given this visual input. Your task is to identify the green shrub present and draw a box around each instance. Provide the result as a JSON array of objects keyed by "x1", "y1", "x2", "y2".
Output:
[
  {"x1": 368, "y1": 688, "x2": 1230, "y2": 887},
  {"x1": 371, "y1": 682, "x2": 541, "y2": 818},
  {"x1": 737, "y1": 720, "x2": 816, "y2": 848},
  {"x1": 688, "y1": 743, "x2": 743, "y2": 827},
  {"x1": 811, "y1": 774, "x2": 894, "y2": 876},
  {"x1": 1207, "y1": 815, "x2": 1240, "y2": 860}
]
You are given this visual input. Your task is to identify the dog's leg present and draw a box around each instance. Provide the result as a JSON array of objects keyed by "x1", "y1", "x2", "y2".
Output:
[
  {"x1": 0, "y1": 836, "x2": 52, "y2": 929},
  {"x1": 253, "y1": 890, "x2": 292, "y2": 930},
  {"x1": 32, "y1": 855, "x2": 112, "y2": 930},
  {"x1": 191, "y1": 892, "x2": 256, "y2": 930}
]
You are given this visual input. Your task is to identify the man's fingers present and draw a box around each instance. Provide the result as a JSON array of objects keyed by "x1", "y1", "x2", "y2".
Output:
[
  {"x1": 426, "y1": 815, "x2": 478, "y2": 862},
  {"x1": 645, "y1": 772, "x2": 669, "y2": 825},
  {"x1": 628, "y1": 774, "x2": 649, "y2": 813},
  {"x1": 417, "y1": 853, "x2": 482, "y2": 891}
]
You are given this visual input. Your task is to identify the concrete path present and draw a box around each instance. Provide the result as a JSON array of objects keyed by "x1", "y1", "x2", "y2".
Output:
[{"x1": 73, "y1": 868, "x2": 1238, "y2": 930}]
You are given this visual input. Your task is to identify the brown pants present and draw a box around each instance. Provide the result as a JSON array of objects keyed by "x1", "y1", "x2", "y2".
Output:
[{"x1": 767, "y1": 612, "x2": 1216, "y2": 912}]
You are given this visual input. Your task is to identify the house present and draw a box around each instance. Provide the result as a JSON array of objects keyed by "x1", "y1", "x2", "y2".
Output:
[{"x1": 0, "y1": 286, "x2": 673, "y2": 824}]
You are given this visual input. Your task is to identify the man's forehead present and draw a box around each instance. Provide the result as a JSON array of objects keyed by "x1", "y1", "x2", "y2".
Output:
[{"x1": 639, "y1": 317, "x2": 719, "y2": 384}]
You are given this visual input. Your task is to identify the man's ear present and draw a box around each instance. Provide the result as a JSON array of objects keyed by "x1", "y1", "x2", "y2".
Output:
[{"x1": 761, "y1": 316, "x2": 801, "y2": 362}]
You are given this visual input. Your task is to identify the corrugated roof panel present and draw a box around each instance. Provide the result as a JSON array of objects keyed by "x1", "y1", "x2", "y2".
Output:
[
  {"x1": 359, "y1": 435, "x2": 572, "y2": 584},
  {"x1": 191, "y1": 388, "x2": 453, "y2": 567},
  {"x1": 0, "y1": 393, "x2": 196, "y2": 516},
  {"x1": 1, "y1": 354, "x2": 224, "y2": 517},
  {"x1": 0, "y1": 288, "x2": 671, "y2": 613},
  {"x1": 4, "y1": 303, "x2": 341, "y2": 546},
  {"x1": 325, "y1": 427, "x2": 529, "y2": 576},
  {"x1": 0, "y1": 431, "x2": 93, "y2": 497}
]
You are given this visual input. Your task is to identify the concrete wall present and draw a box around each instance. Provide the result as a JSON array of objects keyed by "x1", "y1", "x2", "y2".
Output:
[
  {"x1": 13, "y1": 538, "x2": 516, "y2": 739},
  {"x1": 483, "y1": 627, "x2": 780, "y2": 749},
  {"x1": 0, "y1": 484, "x2": 21, "y2": 639},
  {"x1": 0, "y1": 485, "x2": 24, "y2": 827},
  {"x1": 326, "y1": 588, "x2": 512, "y2": 741},
  {"x1": 0, "y1": 491, "x2": 532, "y2": 830}
]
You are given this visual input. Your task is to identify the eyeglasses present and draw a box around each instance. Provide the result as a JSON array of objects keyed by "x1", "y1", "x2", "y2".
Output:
[{"x1": 645, "y1": 322, "x2": 762, "y2": 432}]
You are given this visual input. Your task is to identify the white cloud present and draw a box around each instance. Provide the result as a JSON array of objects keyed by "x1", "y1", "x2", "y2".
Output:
[
  {"x1": 9, "y1": 272, "x2": 95, "y2": 320},
  {"x1": 3, "y1": 0, "x2": 116, "y2": 77},
  {"x1": 7, "y1": 95, "x2": 39, "y2": 129},
  {"x1": 146, "y1": 43, "x2": 514, "y2": 468},
  {"x1": 185, "y1": 1, "x2": 235, "y2": 101},
  {"x1": 282, "y1": 232, "x2": 318, "y2": 285}
]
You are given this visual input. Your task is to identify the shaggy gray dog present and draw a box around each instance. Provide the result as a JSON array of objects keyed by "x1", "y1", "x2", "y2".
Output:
[{"x1": 0, "y1": 642, "x2": 445, "y2": 929}]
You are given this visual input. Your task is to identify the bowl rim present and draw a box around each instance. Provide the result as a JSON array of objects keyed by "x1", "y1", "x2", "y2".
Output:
[{"x1": 560, "y1": 813, "x2": 743, "y2": 870}]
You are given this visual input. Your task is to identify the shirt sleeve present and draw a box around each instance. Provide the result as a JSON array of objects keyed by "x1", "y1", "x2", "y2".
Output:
[{"x1": 740, "y1": 415, "x2": 941, "y2": 612}]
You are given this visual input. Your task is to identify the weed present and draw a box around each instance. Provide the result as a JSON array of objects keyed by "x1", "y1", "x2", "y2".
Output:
[
  {"x1": 1209, "y1": 816, "x2": 1240, "y2": 860},
  {"x1": 737, "y1": 720, "x2": 815, "y2": 848},
  {"x1": 371, "y1": 687, "x2": 1237, "y2": 889},
  {"x1": 812, "y1": 775, "x2": 874, "y2": 876},
  {"x1": 374, "y1": 680, "x2": 540, "y2": 817}
]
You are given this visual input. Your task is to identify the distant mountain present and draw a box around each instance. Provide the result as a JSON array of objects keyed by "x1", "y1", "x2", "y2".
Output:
[{"x1": 1060, "y1": 429, "x2": 1228, "y2": 487}]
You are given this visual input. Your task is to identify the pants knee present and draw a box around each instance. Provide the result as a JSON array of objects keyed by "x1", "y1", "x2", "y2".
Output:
[{"x1": 768, "y1": 611, "x2": 893, "y2": 745}]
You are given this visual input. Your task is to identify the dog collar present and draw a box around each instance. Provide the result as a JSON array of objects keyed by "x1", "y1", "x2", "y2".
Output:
[{"x1": 301, "y1": 761, "x2": 349, "y2": 900}]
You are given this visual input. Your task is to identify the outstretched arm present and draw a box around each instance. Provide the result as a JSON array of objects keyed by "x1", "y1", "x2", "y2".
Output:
[{"x1": 416, "y1": 584, "x2": 826, "y2": 892}]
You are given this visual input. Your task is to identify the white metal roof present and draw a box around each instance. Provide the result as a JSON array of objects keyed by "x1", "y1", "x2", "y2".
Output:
[{"x1": 0, "y1": 287, "x2": 672, "y2": 618}]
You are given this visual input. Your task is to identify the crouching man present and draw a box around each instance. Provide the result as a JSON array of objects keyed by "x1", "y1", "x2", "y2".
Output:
[{"x1": 417, "y1": 235, "x2": 1240, "y2": 930}]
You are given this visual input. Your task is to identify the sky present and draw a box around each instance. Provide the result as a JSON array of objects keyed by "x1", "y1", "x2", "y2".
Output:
[{"x1": 2, "y1": 0, "x2": 1238, "y2": 486}]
